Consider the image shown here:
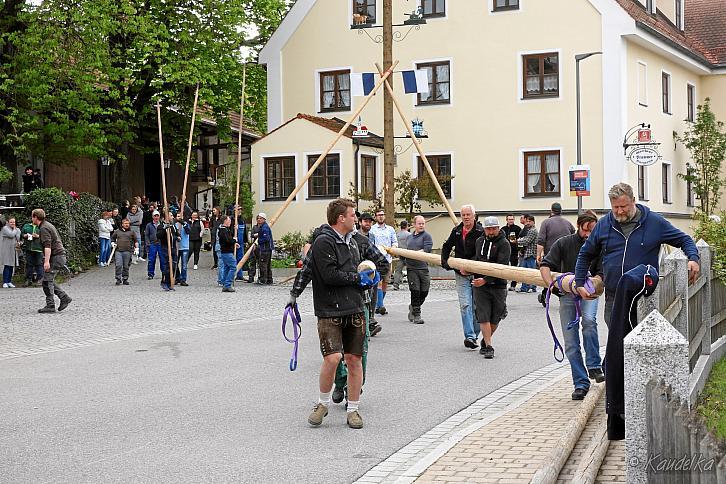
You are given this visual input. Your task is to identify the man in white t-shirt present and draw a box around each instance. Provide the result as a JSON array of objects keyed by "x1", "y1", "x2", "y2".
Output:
[{"x1": 369, "y1": 209, "x2": 398, "y2": 315}]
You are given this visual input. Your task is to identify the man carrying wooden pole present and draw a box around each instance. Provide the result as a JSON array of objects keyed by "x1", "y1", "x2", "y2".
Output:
[
  {"x1": 155, "y1": 100, "x2": 175, "y2": 290},
  {"x1": 233, "y1": 65, "x2": 247, "y2": 286}
]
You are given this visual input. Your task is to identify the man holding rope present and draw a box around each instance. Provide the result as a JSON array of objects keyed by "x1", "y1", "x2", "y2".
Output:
[
  {"x1": 294, "y1": 198, "x2": 376, "y2": 429},
  {"x1": 575, "y1": 182, "x2": 700, "y2": 439},
  {"x1": 540, "y1": 210, "x2": 603, "y2": 400}
]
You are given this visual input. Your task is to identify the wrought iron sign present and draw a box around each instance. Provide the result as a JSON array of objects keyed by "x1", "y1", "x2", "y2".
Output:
[{"x1": 623, "y1": 123, "x2": 661, "y2": 166}]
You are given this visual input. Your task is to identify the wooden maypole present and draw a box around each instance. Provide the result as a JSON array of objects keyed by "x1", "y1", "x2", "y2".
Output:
[
  {"x1": 155, "y1": 100, "x2": 175, "y2": 288},
  {"x1": 180, "y1": 83, "x2": 200, "y2": 213}
]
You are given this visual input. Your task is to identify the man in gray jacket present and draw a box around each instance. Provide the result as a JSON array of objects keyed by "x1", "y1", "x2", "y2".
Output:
[
  {"x1": 536, "y1": 202, "x2": 574, "y2": 305},
  {"x1": 392, "y1": 220, "x2": 410, "y2": 290},
  {"x1": 405, "y1": 216, "x2": 433, "y2": 324}
]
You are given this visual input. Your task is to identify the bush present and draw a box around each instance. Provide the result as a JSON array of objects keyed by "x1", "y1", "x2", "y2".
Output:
[
  {"x1": 694, "y1": 212, "x2": 726, "y2": 280},
  {"x1": 22, "y1": 188, "x2": 105, "y2": 272},
  {"x1": 278, "y1": 230, "x2": 308, "y2": 259}
]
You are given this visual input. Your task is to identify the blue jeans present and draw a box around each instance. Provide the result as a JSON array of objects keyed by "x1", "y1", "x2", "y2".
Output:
[
  {"x1": 519, "y1": 256, "x2": 536, "y2": 291},
  {"x1": 455, "y1": 273, "x2": 479, "y2": 340},
  {"x1": 178, "y1": 250, "x2": 189, "y2": 282},
  {"x1": 559, "y1": 295, "x2": 601, "y2": 390},
  {"x1": 147, "y1": 244, "x2": 160, "y2": 277},
  {"x1": 99, "y1": 238, "x2": 110, "y2": 265},
  {"x1": 3, "y1": 265, "x2": 13, "y2": 284},
  {"x1": 220, "y1": 253, "x2": 236, "y2": 289},
  {"x1": 216, "y1": 249, "x2": 223, "y2": 284}
]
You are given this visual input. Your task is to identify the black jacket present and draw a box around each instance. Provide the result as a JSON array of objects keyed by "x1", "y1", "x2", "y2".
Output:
[
  {"x1": 156, "y1": 223, "x2": 178, "y2": 250},
  {"x1": 188, "y1": 220, "x2": 204, "y2": 242},
  {"x1": 541, "y1": 232, "x2": 603, "y2": 277},
  {"x1": 441, "y1": 221, "x2": 485, "y2": 275},
  {"x1": 218, "y1": 226, "x2": 236, "y2": 254},
  {"x1": 501, "y1": 224, "x2": 521, "y2": 262},
  {"x1": 472, "y1": 231, "x2": 511, "y2": 287},
  {"x1": 309, "y1": 225, "x2": 364, "y2": 318}
]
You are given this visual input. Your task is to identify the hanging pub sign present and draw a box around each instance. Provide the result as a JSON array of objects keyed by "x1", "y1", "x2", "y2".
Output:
[
  {"x1": 569, "y1": 165, "x2": 591, "y2": 197},
  {"x1": 623, "y1": 123, "x2": 661, "y2": 166},
  {"x1": 352, "y1": 116, "x2": 369, "y2": 138}
]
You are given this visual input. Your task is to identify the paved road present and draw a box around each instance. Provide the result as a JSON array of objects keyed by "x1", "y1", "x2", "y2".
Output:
[{"x1": 0, "y1": 253, "x2": 607, "y2": 483}]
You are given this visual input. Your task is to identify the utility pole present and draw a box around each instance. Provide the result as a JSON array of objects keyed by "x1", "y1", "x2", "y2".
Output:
[
  {"x1": 383, "y1": 0, "x2": 395, "y2": 222},
  {"x1": 575, "y1": 51, "x2": 601, "y2": 214}
]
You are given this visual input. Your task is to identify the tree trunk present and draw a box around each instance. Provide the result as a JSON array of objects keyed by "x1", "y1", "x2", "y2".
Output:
[{"x1": 110, "y1": 141, "x2": 132, "y2": 202}]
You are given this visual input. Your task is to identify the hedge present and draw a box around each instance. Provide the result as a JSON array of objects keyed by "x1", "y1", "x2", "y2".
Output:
[{"x1": 22, "y1": 188, "x2": 106, "y2": 272}]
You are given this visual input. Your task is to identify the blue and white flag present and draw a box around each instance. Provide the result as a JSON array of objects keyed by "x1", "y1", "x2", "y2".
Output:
[
  {"x1": 401, "y1": 70, "x2": 429, "y2": 94},
  {"x1": 351, "y1": 72, "x2": 376, "y2": 96}
]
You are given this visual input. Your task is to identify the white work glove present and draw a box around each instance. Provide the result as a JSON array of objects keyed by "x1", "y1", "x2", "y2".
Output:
[
  {"x1": 133, "y1": 247, "x2": 139, "y2": 256},
  {"x1": 111, "y1": 242, "x2": 117, "y2": 248}
]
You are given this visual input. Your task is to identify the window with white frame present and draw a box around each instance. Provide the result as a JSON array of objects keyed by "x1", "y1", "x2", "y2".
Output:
[
  {"x1": 353, "y1": 0, "x2": 376, "y2": 24},
  {"x1": 662, "y1": 162, "x2": 672, "y2": 203},
  {"x1": 638, "y1": 165, "x2": 649, "y2": 201},
  {"x1": 662, "y1": 71, "x2": 671, "y2": 114},
  {"x1": 307, "y1": 154, "x2": 341, "y2": 198},
  {"x1": 687, "y1": 84, "x2": 696, "y2": 122},
  {"x1": 637, "y1": 62, "x2": 648, "y2": 106},
  {"x1": 493, "y1": 0, "x2": 519, "y2": 11},
  {"x1": 360, "y1": 155, "x2": 376, "y2": 197},
  {"x1": 523, "y1": 53, "x2": 559, "y2": 98},
  {"x1": 417, "y1": 155, "x2": 452, "y2": 198},
  {"x1": 421, "y1": 0, "x2": 445, "y2": 17},
  {"x1": 265, "y1": 156, "x2": 296, "y2": 200},
  {"x1": 319, "y1": 70, "x2": 351, "y2": 112},
  {"x1": 416, "y1": 61, "x2": 450, "y2": 105},
  {"x1": 524, "y1": 150, "x2": 560, "y2": 197}
]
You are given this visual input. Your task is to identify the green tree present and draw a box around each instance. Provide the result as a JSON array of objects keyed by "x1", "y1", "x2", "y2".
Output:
[
  {"x1": 394, "y1": 169, "x2": 451, "y2": 219},
  {"x1": 0, "y1": 0, "x2": 287, "y2": 199},
  {"x1": 216, "y1": 165, "x2": 255, "y2": 222},
  {"x1": 677, "y1": 98, "x2": 726, "y2": 216}
]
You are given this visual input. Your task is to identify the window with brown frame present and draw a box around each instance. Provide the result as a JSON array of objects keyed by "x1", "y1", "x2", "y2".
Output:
[
  {"x1": 417, "y1": 155, "x2": 452, "y2": 198},
  {"x1": 361, "y1": 155, "x2": 376, "y2": 197},
  {"x1": 662, "y1": 163, "x2": 671, "y2": 203},
  {"x1": 421, "y1": 0, "x2": 445, "y2": 17},
  {"x1": 416, "y1": 61, "x2": 450, "y2": 105},
  {"x1": 265, "y1": 157, "x2": 295, "y2": 200},
  {"x1": 493, "y1": 0, "x2": 519, "y2": 11},
  {"x1": 523, "y1": 53, "x2": 559, "y2": 98},
  {"x1": 687, "y1": 84, "x2": 695, "y2": 122},
  {"x1": 524, "y1": 151, "x2": 560, "y2": 197},
  {"x1": 320, "y1": 70, "x2": 351, "y2": 112},
  {"x1": 638, "y1": 165, "x2": 648, "y2": 201},
  {"x1": 675, "y1": 0, "x2": 683, "y2": 29},
  {"x1": 308, "y1": 154, "x2": 340, "y2": 198},
  {"x1": 353, "y1": 0, "x2": 376, "y2": 23},
  {"x1": 662, "y1": 72, "x2": 671, "y2": 114}
]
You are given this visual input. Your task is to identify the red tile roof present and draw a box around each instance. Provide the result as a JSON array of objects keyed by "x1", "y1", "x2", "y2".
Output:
[
  {"x1": 614, "y1": 0, "x2": 726, "y2": 66},
  {"x1": 684, "y1": 0, "x2": 726, "y2": 65},
  {"x1": 254, "y1": 113, "x2": 384, "y2": 148}
]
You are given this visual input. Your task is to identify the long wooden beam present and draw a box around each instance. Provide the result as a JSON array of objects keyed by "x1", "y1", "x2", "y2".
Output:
[
  {"x1": 235, "y1": 61, "x2": 400, "y2": 272},
  {"x1": 180, "y1": 83, "x2": 200, "y2": 212},
  {"x1": 155, "y1": 100, "x2": 175, "y2": 287},
  {"x1": 387, "y1": 247, "x2": 604, "y2": 296}
]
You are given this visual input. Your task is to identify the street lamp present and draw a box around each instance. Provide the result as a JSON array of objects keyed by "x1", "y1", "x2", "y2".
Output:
[{"x1": 575, "y1": 51, "x2": 601, "y2": 214}]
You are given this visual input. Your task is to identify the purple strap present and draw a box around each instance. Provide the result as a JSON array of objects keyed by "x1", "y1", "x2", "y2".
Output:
[
  {"x1": 282, "y1": 304, "x2": 302, "y2": 371},
  {"x1": 544, "y1": 273, "x2": 596, "y2": 362}
]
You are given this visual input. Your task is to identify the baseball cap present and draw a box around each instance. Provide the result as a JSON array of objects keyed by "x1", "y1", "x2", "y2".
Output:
[
  {"x1": 551, "y1": 202, "x2": 562, "y2": 214},
  {"x1": 361, "y1": 212, "x2": 374, "y2": 221},
  {"x1": 482, "y1": 216, "x2": 500, "y2": 228},
  {"x1": 152, "y1": 211, "x2": 160, "y2": 216},
  {"x1": 257, "y1": 212, "x2": 267, "y2": 220}
]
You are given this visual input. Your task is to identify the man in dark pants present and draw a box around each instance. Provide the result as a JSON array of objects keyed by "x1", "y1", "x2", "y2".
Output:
[
  {"x1": 405, "y1": 215, "x2": 433, "y2": 324},
  {"x1": 575, "y1": 182, "x2": 700, "y2": 439},
  {"x1": 536, "y1": 202, "x2": 575, "y2": 306},
  {"x1": 156, "y1": 216, "x2": 179, "y2": 292},
  {"x1": 471, "y1": 216, "x2": 510, "y2": 358},
  {"x1": 21, "y1": 219, "x2": 44, "y2": 286},
  {"x1": 501, "y1": 214, "x2": 521, "y2": 292},
  {"x1": 297, "y1": 198, "x2": 371, "y2": 429},
  {"x1": 209, "y1": 207, "x2": 223, "y2": 269},
  {"x1": 34, "y1": 209, "x2": 72, "y2": 313},
  {"x1": 253, "y1": 213, "x2": 274, "y2": 285}
]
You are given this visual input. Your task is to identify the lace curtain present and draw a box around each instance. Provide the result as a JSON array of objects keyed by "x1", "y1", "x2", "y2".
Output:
[
  {"x1": 527, "y1": 155, "x2": 541, "y2": 193},
  {"x1": 322, "y1": 75, "x2": 335, "y2": 109},
  {"x1": 338, "y1": 74, "x2": 350, "y2": 108},
  {"x1": 545, "y1": 153, "x2": 559, "y2": 192},
  {"x1": 436, "y1": 64, "x2": 450, "y2": 100}
]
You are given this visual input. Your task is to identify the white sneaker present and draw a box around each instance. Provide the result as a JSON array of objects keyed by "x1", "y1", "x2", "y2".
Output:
[
  {"x1": 132, "y1": 260, "x2": 138, "y2": 265},
  {"x1": 2, "y1": 283, "x2": 8, "y2": 288},
  {"x1": 7, "y1": 283, "x2": 15, "y2": 288},
  {"x1": 138, "y1": 257, "x2": 146, "y2": 262},
  {"x1": 193, "y1": 265, "x2": 198, "y2": 270}
]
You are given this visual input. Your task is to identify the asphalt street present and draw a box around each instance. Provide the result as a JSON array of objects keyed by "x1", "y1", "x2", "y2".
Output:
[{"x1": 0, "y1": 252, "x2": 607, "y2": 483}]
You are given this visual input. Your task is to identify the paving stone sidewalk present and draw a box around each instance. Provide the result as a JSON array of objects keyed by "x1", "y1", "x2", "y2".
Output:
[{"x1": 357, "y1": 363, "x2": 626, "y2": 483}]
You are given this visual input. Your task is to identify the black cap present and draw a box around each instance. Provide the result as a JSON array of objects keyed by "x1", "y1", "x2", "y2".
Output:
[
  {"x1": 361, "y1": 212, "x2": 374, "y2": 221},
  {"x1": 551, "y1": 202, "x2": 562, "y2": 214}
]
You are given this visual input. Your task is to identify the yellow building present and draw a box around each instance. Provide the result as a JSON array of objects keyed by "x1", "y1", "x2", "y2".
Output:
[{"x1": 254, "y1": 0, "x2": 726, "y2": 242}]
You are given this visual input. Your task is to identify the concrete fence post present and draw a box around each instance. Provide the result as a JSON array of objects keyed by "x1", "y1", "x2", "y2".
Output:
[
  {"x1": 697, "y1": 239, "x2": 712, "y2": 355},
  {"x1": 667, "y1": 249, "x2": 690, "y2": 339},
  {"x1": 624, "y1": 309, "x2": 689, "y2": 484}
]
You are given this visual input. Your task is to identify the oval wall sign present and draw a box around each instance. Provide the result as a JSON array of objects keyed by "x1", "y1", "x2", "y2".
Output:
[{"x1": 628, "y1": 146, "x2": 660, "y2": 166}]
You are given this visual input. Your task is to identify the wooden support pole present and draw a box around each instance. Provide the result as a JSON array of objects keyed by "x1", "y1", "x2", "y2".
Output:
[
  {"x1": 234, "y1": 65, "x2": 247, "y2": 226},
  {"x1": 387, "y1": 247, "x2": 604, "y2": 295},
  {"x1": 235, "y1": 61, "x2": 400, "y2": 272},
  {"x1": 155, "y1": 100, "x2": 175, "y2": 287},
  {"x1": 180, "y1": 83, "x2": 200, "y2": 213},
  {"x1": 375, "y1": 63, "x2": 458, "y2": 226}
]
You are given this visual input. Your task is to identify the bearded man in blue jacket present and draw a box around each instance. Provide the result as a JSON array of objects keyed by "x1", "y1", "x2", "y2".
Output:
[{"x1": 574, "y1": 182, "x2": 699, "y2": 325}]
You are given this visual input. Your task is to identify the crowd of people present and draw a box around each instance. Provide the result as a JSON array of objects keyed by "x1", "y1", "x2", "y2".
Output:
[{"x1": 91, "y1": 195, "x2": 275, "y2": 292}]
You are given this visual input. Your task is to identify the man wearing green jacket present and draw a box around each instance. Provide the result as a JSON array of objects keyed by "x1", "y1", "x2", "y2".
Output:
[{"x1": 21, "y1": 221, "x2": 44, "y2": 286}]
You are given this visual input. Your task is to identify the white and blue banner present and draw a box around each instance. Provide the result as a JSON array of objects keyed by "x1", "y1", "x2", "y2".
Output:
[
  {"x1": 401, "y1": 70, "x2": 429, "y2": 94},
  {"x1": 351, "y1": 72, "x2": 376, "y2": 96}
]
